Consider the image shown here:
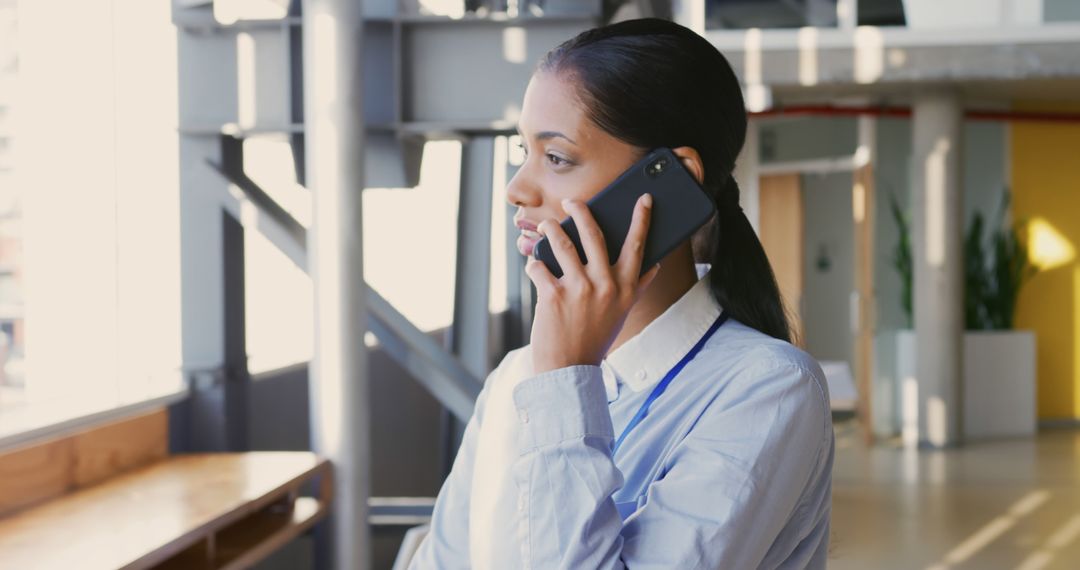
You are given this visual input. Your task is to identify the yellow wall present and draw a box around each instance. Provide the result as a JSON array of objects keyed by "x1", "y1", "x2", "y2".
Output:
[{"x1": 1011, "y1": 103, "x2": 1080, "y2": 420}]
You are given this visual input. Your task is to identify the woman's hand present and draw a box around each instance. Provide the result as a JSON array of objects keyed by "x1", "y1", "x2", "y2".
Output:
[{"x1": 525, "y1": 194, "x2": 661, "y2": 376}]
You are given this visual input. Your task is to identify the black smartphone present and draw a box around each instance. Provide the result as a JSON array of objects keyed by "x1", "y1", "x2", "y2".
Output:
[{"x1": 533, "y1": 147, "x2": 717, "y2": 278}]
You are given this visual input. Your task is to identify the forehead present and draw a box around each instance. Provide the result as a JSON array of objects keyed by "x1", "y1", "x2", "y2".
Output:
[{"x1": 517, "y1": 71, "x2": 588, "y2": 136}]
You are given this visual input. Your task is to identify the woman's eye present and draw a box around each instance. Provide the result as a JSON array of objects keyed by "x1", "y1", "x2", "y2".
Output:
[
  {"x1": 514, "y1": 140, "x2": 570, "y2": 168},
  {"x1": 546, "y1": 153, "x2": 568, "y2": 167}
]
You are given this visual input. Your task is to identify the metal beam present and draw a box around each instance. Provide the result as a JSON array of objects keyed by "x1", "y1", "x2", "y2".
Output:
[
  {"x1": 209, "y1": 158, "x2": 310, "y2": 270},
  {"x1": 450, "y1": 137, "x2": 495, "y2": 383},
  {"x1": 303, "y1": 0, "x2": 372, "y2": 567},
  {"x1": 443, "y1": 136, "x2": 495, "y2": 473},
  {"x1": 208, "y1": 134, "x2": 308, "y2": 251},
  {"x1": 172, "y1": 7, "x2": 242, "y2": 456},
  {"x1": 368, "y1": 497, "x2": 437, "y2": 526},
  {"x1": 368, "y1": 290, "x2": 482, "y2": 421},
  {"x1": 205, "y1": 156, "x2": 482, "y2": 422},
  {"x1": 222, "y1": 210, "x2": 251, "y2": 451}
]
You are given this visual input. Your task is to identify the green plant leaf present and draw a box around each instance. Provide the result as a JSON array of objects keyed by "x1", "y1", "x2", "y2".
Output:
[{"x1": 888, "y1": 185, "x2": 1036, "y2": 331}]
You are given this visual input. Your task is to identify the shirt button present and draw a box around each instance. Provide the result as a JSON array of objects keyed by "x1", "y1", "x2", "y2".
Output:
[
  {"x1": 518, "y1": 409, "x2": 529, "y2": 424},
  {"x1": 635, "y1": 370, "x2": 647, "y2": 382},
  {"x1": 517, "y1": 493, "x2": 526, "y2": 512}
]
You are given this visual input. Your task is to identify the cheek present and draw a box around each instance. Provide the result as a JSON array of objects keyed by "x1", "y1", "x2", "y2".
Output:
[
  {"x1": 532, "y1": 157, "x2": 633, "y2": 212},
  {"x1": 537, "y1": 167, "x2": 595, "y2": 203}
]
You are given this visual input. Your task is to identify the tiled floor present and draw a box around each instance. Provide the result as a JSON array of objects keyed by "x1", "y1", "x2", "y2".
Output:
[{"x1": 829, "y1": 423, "x2": 1080, "y2": 570}]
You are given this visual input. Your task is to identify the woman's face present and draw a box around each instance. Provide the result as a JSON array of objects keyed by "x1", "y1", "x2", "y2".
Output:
[{"x1": 506, "y1": 71, "x2": 645, "y2": 257}]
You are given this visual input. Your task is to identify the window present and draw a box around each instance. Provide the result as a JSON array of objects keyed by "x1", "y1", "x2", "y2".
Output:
[
  {"x1": 0, "y1": 0, "x2": 183, "y2": 445},
  {"x1": 0, "y1": 0, "x2": 24, "y2": 410},
  {"x1": 705, "y1": 0, "x2": 907, "y2": 30}
]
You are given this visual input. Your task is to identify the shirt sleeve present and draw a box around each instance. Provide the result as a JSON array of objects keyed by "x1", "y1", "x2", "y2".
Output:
[
  {"x1": 408, "y1": 367, "x2": 495, "y2": 570},
  {"x1": 508, "y1": 358, "x2": 832, "y2": 569}
]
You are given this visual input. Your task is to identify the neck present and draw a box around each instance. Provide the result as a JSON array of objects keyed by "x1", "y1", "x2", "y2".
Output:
[{"x1": 607, "y1": 242, "x2": 699, "y2": 356}]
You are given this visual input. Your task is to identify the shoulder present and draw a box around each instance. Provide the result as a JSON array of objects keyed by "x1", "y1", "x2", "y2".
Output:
[
  {"x1": 712, "y1": 318, "x2": 825, "y2": 383},
  {"x1": 698, "y1": 318, "x2": 831, "y2": 431},
  {"x1": 717, "y1": 319, "x2": 822, "y2": 373}
]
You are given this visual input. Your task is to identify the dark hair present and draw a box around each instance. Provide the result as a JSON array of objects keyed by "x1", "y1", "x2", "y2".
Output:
[{"x1": 538, "y1": 18, "x2": 792, "y2": 343}]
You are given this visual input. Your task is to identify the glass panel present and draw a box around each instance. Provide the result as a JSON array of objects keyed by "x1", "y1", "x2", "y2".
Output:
[
  {"x1": 0, "y1": 0, "x2": 25, "y2": 409},
  {"x1": 705, "y1": 0, "x2": 907, "y2": 30}
]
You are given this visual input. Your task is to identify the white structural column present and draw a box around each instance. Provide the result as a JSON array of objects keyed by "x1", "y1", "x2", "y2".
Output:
[
  {"x1": 303, "y1": 0, "x2": 371, "y2": 568},
  {"x1": 852, "y1": 115, "x2": 876, "y2": 443},
  {"x1": 734, "y1": 118, "x2": 761, "y2": 235},
  {"x1": 911, "y1": 90, "x2": 964, "y2": 448},
  {"x1": 672, "y1": 0, "x2": 706, "y2": 35}
]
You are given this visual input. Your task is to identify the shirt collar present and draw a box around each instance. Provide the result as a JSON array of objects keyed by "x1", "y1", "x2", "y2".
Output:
[{"x1": 602, "y1": 264, "x2": 721, "y2": 398}]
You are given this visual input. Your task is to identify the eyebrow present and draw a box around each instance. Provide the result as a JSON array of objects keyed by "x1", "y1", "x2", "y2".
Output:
[{"x1": 515, "y1": 125, "x2": 578, "y2": 146}]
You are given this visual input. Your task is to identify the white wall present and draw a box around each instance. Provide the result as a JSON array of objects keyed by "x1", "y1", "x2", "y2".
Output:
[
  {"x1": 801, "y1": 171, "x2": 855, "y2": 364},
  {"x1": 963, "y1": 120, "x2": 1010, "y2": 238},
  {"x1": 874, "y1": 117, "x2": 913, "y2": 331},
  {"x1": 759, "y1": 116, "x2": 857, "y2": 163}
]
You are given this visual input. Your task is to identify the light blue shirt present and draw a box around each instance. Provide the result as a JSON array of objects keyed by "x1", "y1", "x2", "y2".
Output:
[{"x1": 411, "y1": 266, "x2": 833, "y2": 569}]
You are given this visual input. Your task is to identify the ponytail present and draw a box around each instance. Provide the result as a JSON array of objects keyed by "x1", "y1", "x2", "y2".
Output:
[{"x1": 704, "y1": 175, "x2": 792, "y2": 343}]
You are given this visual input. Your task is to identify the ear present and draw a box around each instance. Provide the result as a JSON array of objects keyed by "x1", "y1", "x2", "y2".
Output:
[{"x1": 671, "y1": 146, "x2": 705, "y2": 185}]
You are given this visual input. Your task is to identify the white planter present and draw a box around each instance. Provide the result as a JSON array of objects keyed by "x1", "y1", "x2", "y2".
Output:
[
  {"x1": 902, "y1": 0, "x2": 1043, "y2": 28},
  {"x1": 874, "y1": 329, "x2": 1037, "y2": 443},
  {"x1": 964, "y1": 330, "x2": 1037, "y2": 439}
]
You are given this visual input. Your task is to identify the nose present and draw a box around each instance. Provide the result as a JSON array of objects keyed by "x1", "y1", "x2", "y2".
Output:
[{"x1": 505, "y1": 163, "x2": 541, "y2": 209}]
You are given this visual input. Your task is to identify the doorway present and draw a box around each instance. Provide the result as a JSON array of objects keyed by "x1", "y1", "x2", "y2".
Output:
[{"x1": 759, "y1": 170, "x2": 866, "y2": 424}]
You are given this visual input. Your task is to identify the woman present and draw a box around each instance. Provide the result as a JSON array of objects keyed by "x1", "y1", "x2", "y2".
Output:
[{"x1": 411, "y1": 18, "x2": 833, "y2": 570}]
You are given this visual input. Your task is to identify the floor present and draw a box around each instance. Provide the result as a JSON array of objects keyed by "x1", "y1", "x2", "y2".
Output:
[{"x1": 829, "y1": 423, "x2": 1080, "y2": 570}]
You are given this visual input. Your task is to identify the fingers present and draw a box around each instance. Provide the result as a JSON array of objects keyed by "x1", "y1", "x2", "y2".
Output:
[
  {"x1": 537, "y1": 217, "x2": 584, "y2": 280},
  {"x1": 524, "y1": 256, "x2": 558, "y2": 296},
  {"x1": 561, "y1": 199, "x2": 610, "y2": 271},
  {"x1": 616, "y1": 193, "x2": 653, "y2": 284}
]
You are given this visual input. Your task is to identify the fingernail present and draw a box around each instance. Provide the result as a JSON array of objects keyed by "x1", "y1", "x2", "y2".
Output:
[
  {"x1": 561, "y1": 198, "x2": 572, "y2": 208},
  {"x1": 642, "y1": 193, "x2": 653, "y2": 208}
]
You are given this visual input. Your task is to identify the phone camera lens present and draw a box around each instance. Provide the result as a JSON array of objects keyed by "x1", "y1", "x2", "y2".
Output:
[{"x1": 645, "y1": 156, "x2": 669, "y2": 178}]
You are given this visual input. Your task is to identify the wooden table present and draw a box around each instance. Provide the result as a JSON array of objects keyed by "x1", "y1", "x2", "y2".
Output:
[{"x1": 0, "y1": 452, "x2": 332, "y2": 569}]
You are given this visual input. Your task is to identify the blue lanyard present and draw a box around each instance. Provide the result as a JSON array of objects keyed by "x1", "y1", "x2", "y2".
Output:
[{"x1": 611, "y1": 310, "x2": 729, "y2": 455}]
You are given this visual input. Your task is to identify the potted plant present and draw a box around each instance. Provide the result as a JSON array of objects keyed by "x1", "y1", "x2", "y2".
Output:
[{"x1": 881, "y1": 190, "x2": 1038, "y2": 442}]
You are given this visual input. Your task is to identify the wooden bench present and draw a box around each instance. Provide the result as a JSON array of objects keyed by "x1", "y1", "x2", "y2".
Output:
[{"x1": 0, "y1": 410, "x2": 332, "y2": 569}]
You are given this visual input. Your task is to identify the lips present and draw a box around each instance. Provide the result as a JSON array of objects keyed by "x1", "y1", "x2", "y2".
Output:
[{"x1": 515, "y1": 218, "x2": 541, "y2": 256}]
